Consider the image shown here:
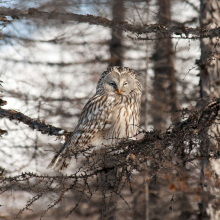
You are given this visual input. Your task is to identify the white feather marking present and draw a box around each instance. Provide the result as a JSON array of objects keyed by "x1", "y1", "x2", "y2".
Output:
[
  {"x1": 107, "y1": 96, "x2": 115, "y2": 103},
  {"x1": 82, "y1": 118, "x2": 86, "y2": 123},
  {"x1": 58, "y1": 130, "x2": 65, "y2": 134},
  {"x1": 90, "y1": 124, "x2": 95, "y2": 130},
  {"x1": 87, "y1": 113, "x2": 92, "y2": 121},
  {"x1": 105, "y1": 124, "x2": 111, "y2": 129},
  {"x1": 113, "y1": 67, "x2": 121, "y2": 75}
]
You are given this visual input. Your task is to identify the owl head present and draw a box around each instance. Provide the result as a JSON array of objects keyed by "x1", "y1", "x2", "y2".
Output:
[{"x1": 96, "y1": 67, "x2": 142, "y2": 97}]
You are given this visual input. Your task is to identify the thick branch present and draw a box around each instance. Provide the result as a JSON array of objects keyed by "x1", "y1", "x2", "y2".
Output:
[
  {"x1": 0, "y1": 108, "x2": 69, "y2": 136},
  {"x1": 0, "y1": 98, "x2": 219, "y2": 141},
  {"x1": 0, "y1": 99, "x2": 220, "y2": 218},
  {"x1": 0, "y1": 7, "x2": 220, "y2": 39}
]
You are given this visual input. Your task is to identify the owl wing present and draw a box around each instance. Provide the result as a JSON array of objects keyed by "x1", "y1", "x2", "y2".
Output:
[{"x1": 47, "y1": 95, "x2": 116, "y2": 170}]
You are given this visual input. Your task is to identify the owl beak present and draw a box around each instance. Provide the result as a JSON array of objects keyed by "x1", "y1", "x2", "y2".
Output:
[{"x1": 117, "y1": 89, "x2": 121, "y2": 94}]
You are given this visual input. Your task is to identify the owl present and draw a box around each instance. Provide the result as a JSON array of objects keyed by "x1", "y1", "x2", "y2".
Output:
[{"x1": 48, "y1": 66, "x2": 142, "y2": 170}]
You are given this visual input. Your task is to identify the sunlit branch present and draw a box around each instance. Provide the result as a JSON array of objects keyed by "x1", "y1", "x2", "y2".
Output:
[
  {"x1": 0, "y1": 108, "x2": 69, "y2": 137},
  {"x1": 0, "y1": 7, "x2": 220, "y2": 39}
]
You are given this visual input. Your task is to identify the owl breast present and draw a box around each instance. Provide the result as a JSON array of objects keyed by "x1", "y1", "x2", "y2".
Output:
[
  {"x1": 109, "y1": 96, "x2": 139, "y2": 141},
  {"x1": 90, "y1": 95, "x2": 140, "y2": 146}
]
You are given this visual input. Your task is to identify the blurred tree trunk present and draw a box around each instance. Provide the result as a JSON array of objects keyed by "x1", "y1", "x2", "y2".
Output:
[
  {"x1": 150, "y1": 1, "x2": 182, "y2": 219},
  {"x1": 151, "y1": 0, "x2": 179, "y2": 130},
  {"x1": 109, "y1": 0, "x2": 124, "y2": 66},
  {"x1": 105, "y1": 1, "x2": 125, "y2": 219},
  {"x1": 197, "y1": 1, "x2": 220, "y2": 219},
  {"x1": 144, "y1": 2, "x2": 150, "y2": 219},
  {"x1": 198, "y1": 0, "x2": 220, "y2": 107}
]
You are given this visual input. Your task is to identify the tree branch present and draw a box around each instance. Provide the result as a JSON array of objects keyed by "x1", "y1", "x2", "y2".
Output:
[
  {"x1": 0, "y1": 99, "x2": 220, "y2": 218},
  {"x1": 0, "y1": 57, "x2": 108, "y2": 66},
  {"x1": 0, "y1": 97, "x2": 220, "y2": 141},
  {"x1": 0, "y1": 108, "x2": 69, "y2": 137},
  {"x1": 0, "y1": 7, "x2": 220, "y2": 39}
]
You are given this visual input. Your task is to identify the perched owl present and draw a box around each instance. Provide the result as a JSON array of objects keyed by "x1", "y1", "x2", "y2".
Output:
[{"x1": 48, "y1": 66, "x2": 142, "y2": 170}]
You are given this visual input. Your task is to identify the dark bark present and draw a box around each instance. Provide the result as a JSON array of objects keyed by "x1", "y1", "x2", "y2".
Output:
[
  {"x1": 152, "y1": 0, "x2": 179, "y2": 130},
  {"x1": 109, "y1": 0, "x2": 124, "y2": 66},
  {"x1": 197, "y1": 1, "x2": 220, "y2": 219},
  {"x1": 0, "y1": 108, "x2": 69, "y2": 137}
]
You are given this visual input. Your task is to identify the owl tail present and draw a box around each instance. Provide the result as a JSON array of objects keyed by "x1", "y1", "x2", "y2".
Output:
[{"x1": 47, "y1": 143, "x2": 71, "y2": 170}]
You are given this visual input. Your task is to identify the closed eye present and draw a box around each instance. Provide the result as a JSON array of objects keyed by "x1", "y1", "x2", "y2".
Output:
[
  {"x1": 123, "y1": 82, "x2": 128, "y2": 86},
  {"x1": 110, "y1": 82, "x2": 116, "y2": 87}
]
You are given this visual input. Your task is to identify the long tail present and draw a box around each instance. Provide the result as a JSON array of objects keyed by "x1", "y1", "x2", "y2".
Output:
[{"x1": 47, "y1": 142, "x2": 71, "y2": 170}]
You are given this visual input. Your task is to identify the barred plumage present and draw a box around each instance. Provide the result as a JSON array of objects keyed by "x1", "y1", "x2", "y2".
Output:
[{"x1": 48, "y1": 66, "x2": 142, "y2": 170}]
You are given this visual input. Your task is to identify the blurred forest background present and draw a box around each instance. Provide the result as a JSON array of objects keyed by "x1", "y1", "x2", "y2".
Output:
[{"x1": 0, "y1": 0, "x2": 220, "y2": 219}]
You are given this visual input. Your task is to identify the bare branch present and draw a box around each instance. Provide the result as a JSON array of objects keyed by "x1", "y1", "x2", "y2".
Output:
[
  {"x1": 1, "y1": 57, "x2": 108, "y2": 66},
  {"x1": 0, "y1": 108, "x2": 69, "y2": 136},
  {"x1": 183, "y1": 0, "x2": 199, "y2": 13},
  {"x1": 0, "y1": 98, "x2": 220, "y2": 218},
  {"x1": 0, "y1": 7, "x2": 220, "y2": 39},
  {"x1": 1, "y1": 33, "x2": 108, "y2": 45}
]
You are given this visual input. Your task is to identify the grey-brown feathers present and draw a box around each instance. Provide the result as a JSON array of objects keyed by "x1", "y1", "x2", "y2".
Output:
[{"x1": 48, "y1": 66, "x2": 142, "y2": 170}]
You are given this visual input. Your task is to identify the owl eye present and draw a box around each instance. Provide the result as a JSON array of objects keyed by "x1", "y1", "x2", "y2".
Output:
[
  {"x1": 123, "y1": 82, "x2": 128, "y2": 86},
  {"x1": 110, "y1": 82, "x2": 116, "y2": 87}
]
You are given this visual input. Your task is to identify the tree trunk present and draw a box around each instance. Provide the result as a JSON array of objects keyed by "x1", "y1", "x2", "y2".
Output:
[
  {"x1": 199, "y1": 0, "x2": 220, "y2": 137},
  {"x1": 109, "y1": 0, "x2": 124, "y2": 67},
  {"x1": 198, "y1": 0, "x2": 220, "y2": 107},
  {"x1": 152, "y1": 0, "x2": 179, "y2": 130},
  {"x1": 198, "y1": 1, "x2": 220, "y2": 219}
]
